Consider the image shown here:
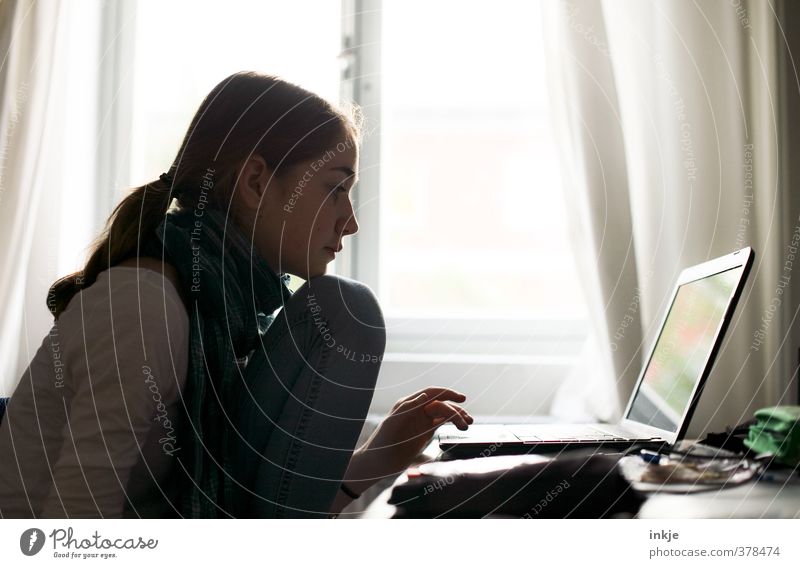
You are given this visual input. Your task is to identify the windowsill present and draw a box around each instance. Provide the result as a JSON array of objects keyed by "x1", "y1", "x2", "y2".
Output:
[
  {"x1": 361, "y1": 412, "x2": 563, "y2": 428},
  {"x1": 382, "y1": 352, "x2": 579, "y2": 366},
  {"x1": 369, "y1": 354, "x2": 577, "y2": 416}
]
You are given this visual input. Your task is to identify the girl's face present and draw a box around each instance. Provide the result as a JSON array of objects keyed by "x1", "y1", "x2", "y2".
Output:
[{"x1": 237, "y1": 134, "x2": 359, "y2": 279}]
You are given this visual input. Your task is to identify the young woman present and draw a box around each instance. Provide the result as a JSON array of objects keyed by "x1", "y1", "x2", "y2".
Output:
[{"x1": 0, "y1": 71, "x2": 473, "y2": 519}]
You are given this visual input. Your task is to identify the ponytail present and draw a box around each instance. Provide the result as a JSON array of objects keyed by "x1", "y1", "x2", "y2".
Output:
[{"x1": 47, "y1": 175, "x2": 176, "y2": 318}]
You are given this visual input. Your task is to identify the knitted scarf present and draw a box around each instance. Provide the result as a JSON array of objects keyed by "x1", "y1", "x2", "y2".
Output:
[{"x1": 152, "y1": 207, "x2": 292, "y2": 518}]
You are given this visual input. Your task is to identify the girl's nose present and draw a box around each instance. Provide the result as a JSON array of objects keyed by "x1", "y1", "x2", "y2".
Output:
[
  {"x1": 337, "y1": 212, "x2": 359, "y2": 237},
  {"x1": 337, "y1": 198, "x2": 359, "y2": 237}
]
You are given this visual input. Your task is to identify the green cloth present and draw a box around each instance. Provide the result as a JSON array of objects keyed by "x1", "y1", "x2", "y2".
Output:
[
  {"x1": 744, "y1": 406, "x2": 800, "y2": 467},
  {"x1": 152, "y1": 207, "x2": 292, "y2": 517}
]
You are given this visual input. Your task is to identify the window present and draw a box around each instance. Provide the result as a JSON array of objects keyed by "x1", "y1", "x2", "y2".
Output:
[
  {"x1": 378, "y1": 0, "x2": 585, "y2": 321},
  {"x1": 340, "y1": 0, "x2": 588, "y2": 415}
]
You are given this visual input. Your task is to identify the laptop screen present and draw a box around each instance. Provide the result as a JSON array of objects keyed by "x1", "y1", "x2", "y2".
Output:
[{"x1": 625, "y1": 267, "x2": 741, "y2": 432}]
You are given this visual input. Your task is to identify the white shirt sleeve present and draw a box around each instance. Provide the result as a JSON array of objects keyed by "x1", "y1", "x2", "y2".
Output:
[{"x1": 40, "y1": 268, "x2": 189, "y2": 518}]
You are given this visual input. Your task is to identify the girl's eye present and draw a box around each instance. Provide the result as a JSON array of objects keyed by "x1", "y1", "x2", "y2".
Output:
[{"x1": 332, "y1": 186, "x2": 348, "y2": 198}]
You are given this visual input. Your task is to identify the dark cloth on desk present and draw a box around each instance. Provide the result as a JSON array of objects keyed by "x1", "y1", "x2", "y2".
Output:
[{"x1": 389, "y1": 451, "x2": 644, "y2": 518}]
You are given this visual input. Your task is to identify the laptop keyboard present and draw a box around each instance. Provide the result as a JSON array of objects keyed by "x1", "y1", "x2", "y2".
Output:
[
  {"x1": 436, "y1": 423, "x2": 663, "y2": 444},
  {"x1": 507, "y1": 424, "x2": 635, "y2": 442}
]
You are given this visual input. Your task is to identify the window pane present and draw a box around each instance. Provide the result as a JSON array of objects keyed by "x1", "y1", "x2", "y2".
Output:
[{"x1": 379, "y1": 0, "x2": 586, "y2": 319}]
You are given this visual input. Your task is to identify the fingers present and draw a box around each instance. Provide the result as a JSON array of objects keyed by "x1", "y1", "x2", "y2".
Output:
[
  {"x1": 392, "y1": 390, "x2": 427, "y2": 412},
  {"x1": 418, "y1": 386, "x2": 467, "y2": 404},
  {"x1": 394, "y1": 386, "x2": 466, "y2": 412},
  {"x1": 395, "y1": 392, "x2": 429, "y2": 413},
  {"x1": 423, "y1": 400, "x2": 474, "y2": 430},
  {"x1": 393, "y1": 387, "x2": 474, "y2": 430},
  {"x1": 399, "y1": 386, "x2": 465, "y2": 404}
]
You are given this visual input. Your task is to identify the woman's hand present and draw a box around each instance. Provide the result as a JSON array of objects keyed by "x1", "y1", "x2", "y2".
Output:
[
  {"x1": 331, "y1": 387, "x2": 473, "y2": 512},
  {"x1": 360, "y1": 387, "x2": 474, "y2": 477}
]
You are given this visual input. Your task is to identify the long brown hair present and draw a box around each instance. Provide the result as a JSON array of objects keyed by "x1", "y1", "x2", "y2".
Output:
[{"x1": 47, "y1": 71, "x2": 362, "y2": 318}]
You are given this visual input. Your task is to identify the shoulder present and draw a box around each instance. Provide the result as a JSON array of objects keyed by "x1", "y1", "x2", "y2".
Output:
[
  {"x1": 115, "y1": 257, "x2": 188, "y2": 310},
  {"x1": 61, "y1": 260, "x2": 188, "y2": 329},
  {"x1": 117, "y1": 257, "x2": 181, "y2": 292},
  {"x1": 54, "y1": 261, "x2": 191, "y2": 394}
]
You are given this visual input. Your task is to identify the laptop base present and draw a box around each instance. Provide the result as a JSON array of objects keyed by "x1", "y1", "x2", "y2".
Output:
[
  {"x1": 437, "y1": 423, "x2": 670, "y2": 459},
  {"x1": 438, "y1": 437, "x2": 670, "y2": 460}
]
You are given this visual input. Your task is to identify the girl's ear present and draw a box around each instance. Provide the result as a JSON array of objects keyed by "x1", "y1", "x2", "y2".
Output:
[
  {"x1": 235, "y1": 154, "x2": 282, "y2": 211},
  {"x1": 236, "y1": 154, "x2": 269, "y2": 210}
]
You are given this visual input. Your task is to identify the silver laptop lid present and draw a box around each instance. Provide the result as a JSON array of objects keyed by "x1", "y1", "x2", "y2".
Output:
[{"x1": 619, "y1": 247, "x2": 754, "y2": 445}]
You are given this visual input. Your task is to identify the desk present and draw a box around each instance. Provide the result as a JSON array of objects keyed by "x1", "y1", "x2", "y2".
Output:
[
  {"x1": 358, "y1": 441, "x2": 800, "y2": 519},
  {"x1": 638, "y1": 483, "x2": 800, "y2": 518}
]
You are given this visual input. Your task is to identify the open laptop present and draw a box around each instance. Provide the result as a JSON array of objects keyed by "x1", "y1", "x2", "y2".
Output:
[{"x1": 438, "y1": 247, "x2": 755, "y2": 458}]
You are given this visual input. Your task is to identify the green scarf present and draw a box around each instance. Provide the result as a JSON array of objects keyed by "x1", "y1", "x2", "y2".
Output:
[{"x1": 152, "y1": 207, "x2": 292, "y2": 517}]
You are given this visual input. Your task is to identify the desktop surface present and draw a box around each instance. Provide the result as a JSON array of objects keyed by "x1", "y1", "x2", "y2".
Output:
[{"x1": 358, "y1": 440, "x2": 800, "y2": 519}]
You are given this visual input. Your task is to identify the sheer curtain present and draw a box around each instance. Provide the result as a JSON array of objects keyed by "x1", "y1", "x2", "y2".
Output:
[
  {"x1": 544, "y1": 0, "x2": 800, "y2": 437},
  {"x1": 0, "y1": 0, "x2": 105, "y2": 395}
]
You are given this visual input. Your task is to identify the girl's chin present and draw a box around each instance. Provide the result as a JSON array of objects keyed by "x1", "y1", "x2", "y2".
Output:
[{"x1": 301, "y1": 263, "x2": 329, "y2": 280}]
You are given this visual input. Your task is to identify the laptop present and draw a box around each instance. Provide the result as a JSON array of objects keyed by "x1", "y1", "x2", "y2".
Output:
[{"x1": 438, "y1": 247, "x2": 755, "y2": 458}]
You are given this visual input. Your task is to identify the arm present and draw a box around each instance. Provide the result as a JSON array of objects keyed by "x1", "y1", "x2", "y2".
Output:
[
  {"x1": 330, "y1": 387, "x2": 473, "y2": 515},
  {"x1": 40, "y1": 271, "x2": 188, "y2": 518},
  {"x1": 329, "y1": 445, "x2": 388, "y2": 515}
]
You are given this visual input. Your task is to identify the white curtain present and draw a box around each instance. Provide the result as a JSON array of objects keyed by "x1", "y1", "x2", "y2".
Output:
[
  {"x1": 545, "y1": 0, "x2": 800, "y2": 437},
  {"x1": 0, "y1": 0, "x2": 104, "y2": 395}
]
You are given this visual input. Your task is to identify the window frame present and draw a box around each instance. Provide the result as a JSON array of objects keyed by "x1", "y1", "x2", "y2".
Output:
[{"x1": 339, "y1": 0, "x2": 588, "y2": 371}]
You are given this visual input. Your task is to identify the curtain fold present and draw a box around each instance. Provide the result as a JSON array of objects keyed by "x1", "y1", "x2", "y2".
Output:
[
  {"x1": 0, "y1": 0, "x2": 65, "y2": 394},
  {"x1": 543, "y1": 0, "x2": 643, "y2": 423},
  {"x1": 0, "y1": 0, "x2": 105, "y2": 395},
  {"x1": 544, "y1": 0, "x2": 800, "y2": 437}
]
